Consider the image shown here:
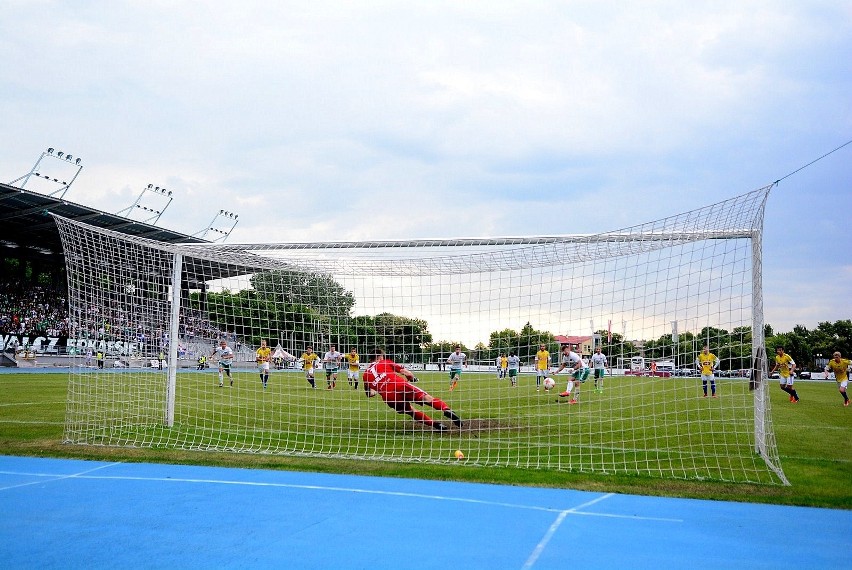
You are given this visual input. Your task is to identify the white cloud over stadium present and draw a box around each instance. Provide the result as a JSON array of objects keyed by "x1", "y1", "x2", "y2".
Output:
[{"x1": 1, "y1": 0, "x2": 849, "y2": 334}]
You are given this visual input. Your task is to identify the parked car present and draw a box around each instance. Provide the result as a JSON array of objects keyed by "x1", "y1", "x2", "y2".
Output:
[
  {"x1": 797, "y1": 370, "x2": 811, "y2": 379},
  {"x1": 769, "y1": 372, "x2": 780, "y2": 379}
]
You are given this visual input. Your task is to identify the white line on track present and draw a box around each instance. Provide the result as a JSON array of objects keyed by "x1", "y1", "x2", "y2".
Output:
[
  {"x1": 0, "y1": 462, "x2": 124, "y2": 492},
  {"x1": 523, "y1": 493, "x2": 655, "y2": 569},
  {"x1": 0, "y1": 467, "x2": 682, "y2": 523}
]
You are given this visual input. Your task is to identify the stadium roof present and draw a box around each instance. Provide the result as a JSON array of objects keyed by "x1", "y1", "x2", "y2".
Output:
[{"x1": 0, "y1": 182, "x2": 207, "y2": 263}]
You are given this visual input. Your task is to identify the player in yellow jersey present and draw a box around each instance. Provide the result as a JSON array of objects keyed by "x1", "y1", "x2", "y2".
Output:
[
  {"x1": 696, "y1": 346, "x2": 719, "y2": 398},
  {"x1": 535, "y1": 344, "x2": 550, "y2": 391},
  {"x1": 770, "y1": 346, "x2": 799, "y2": 403},
  {"x1": 346, "y1": 348, "x2": 361, "y2": 389},
  {"x1": 256, "y1": 340, "x2": 272, "y2": 389},
  {"x1": 497, "y1": 354, "x2": 508, "y2": 380},
  {"x1": 300, "y1": 346, "x2": 320, "y2": 389},
  {"x1": 824, "y1": 351, "x2": 850, "y2": 407}
]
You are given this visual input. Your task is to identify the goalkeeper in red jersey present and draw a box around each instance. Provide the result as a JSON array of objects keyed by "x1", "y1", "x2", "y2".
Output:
[{"x1": 363, "y1": 348, "x2": 463, "y2": 432}]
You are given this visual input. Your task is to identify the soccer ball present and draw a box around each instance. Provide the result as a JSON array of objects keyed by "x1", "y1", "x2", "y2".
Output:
[{"x1": 543, "y1": 378, "x2": 556, "y2": 391}]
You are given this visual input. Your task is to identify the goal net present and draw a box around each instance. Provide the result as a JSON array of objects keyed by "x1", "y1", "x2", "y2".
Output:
[{"x1": 54, "y1": 184, "x2": 787, "y2": 484}]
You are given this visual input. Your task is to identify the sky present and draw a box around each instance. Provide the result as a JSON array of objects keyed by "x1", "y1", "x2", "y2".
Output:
[{"x1": 1, "y1": 0, "x2": 850, "y2": 337}]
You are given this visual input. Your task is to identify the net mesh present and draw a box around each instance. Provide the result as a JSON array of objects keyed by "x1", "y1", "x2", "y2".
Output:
[{"x1": 55, "y1": 184, "x2": 786, "y2": 484}]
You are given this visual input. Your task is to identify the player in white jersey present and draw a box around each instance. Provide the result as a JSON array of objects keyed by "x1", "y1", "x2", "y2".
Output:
[
  {"x1": 555, "y1": 345, "x2": 589, "y2": 404},
  {"x1": 507, "y1": 353, "x2": 520, "y2": 387},
  {"x1": 591, "y1": 347, "x2": 608, "y2": 393},
  {"x1": 447, "y1": 346, "x2": 466, "y2": 391},
  {"x1": 323, "y1": 345, "x2": 343, "y2": 390},
  {"x1": 211, "y1": 339, "x2": 235, "y2": 387}
]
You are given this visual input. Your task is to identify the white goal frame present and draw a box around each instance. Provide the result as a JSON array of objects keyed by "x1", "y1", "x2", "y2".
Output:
[{"x1": 55, "y1": 186, "x2": 789, "y2": 484}]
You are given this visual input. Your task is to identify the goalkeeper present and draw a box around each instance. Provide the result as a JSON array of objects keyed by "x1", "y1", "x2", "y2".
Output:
[
  {"x1": 363, "y1": 348, "x2": 463, "y2": 432},
  {"x1": 696, "y1": 346, "x2": 719, "y2": 398}
]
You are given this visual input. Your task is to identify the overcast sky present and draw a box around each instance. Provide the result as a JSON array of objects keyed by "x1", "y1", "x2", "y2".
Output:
[{"x1": 1, "y1": 1, "x2": 849, "y2": 335}]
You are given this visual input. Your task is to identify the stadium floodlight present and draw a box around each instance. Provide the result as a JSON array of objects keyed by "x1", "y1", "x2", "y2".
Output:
[
  {"x1": 192, "y1": 209, "x2": 239, "y2": 242},
  {"x1": 9, "y1": 147, "x2": 83, "y2": 198},
  {"x1": 53, "y1": 183, "x2": 789, "y2": 485},
  {"x1": 116, "y1": 183, "x2": 174, "y2": 225}
]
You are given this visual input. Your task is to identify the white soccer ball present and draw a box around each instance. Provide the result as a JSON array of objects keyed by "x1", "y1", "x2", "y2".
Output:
[{"x1": 543, "y1": 378, "x2": 556, "y2": 390}]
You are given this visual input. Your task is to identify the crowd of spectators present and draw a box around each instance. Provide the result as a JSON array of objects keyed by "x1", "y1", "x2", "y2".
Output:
[
  {"x1": 0, "y1": 277, "x2": 249, "y2": 360},
  {"x1": 0, "y1": 281, "x2": 69, "y2": 338}
]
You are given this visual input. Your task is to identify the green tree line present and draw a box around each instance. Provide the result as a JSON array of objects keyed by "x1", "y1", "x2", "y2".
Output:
[{"x1": 190, "y1": 269, "x2": 850, "y2": 370}]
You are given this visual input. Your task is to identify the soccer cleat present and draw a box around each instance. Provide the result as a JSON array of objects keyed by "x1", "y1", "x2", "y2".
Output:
[
  {"x1": 326, "y1": 385, "x2": 333, "y2": 390},
  {"x1": 558, "y1": 391, "x2": 570, "y2": 397},
  {"x1": 712, "y1": 394, "x2": 717, "y2": 398},
  {"x1": 433, "y1": 422, "x2": 448, "y2": 432},
  {"x1": 450, "y1": 380, "x2": 458, "y2": 391},
  {"x1": 702, "y1": 394, "x2": 707, "y2": 398},
  {"x1": 844, "y1": 400, "x2": 849, "y2": 407},
  {"x1": 218, "y1": 383, "x2": 223, "y2": 388},
  {"x1": 444, "y1": 410, "x2": 463, "y2": 428},
  {"x1": 789, "y1": 395, "x2": 795, "y2": 402},
  {"x1": 569, "y1": 399, "x2": 578, "y2": 404},
  {"x1": 230, "y1": 379, "x2": 234, "y2": 387}
]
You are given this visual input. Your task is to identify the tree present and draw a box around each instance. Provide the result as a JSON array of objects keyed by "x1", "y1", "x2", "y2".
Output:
[
  {"x1": 191, "y1": 289, "x2": 325, "y2": 349},
  {"x1": 372, "y1": 312, "x2": 432, "y2": 361},
  {"x1": 471, "y1": 342, "x2": 490, "y2": 363},
  {"x1": 488, "y1": 328, "x2": 521, "y2": 355},
  {"x1": 251, "y1": 270, "x2": 355, "y2": 319},
  {"x1": 517, "y1": 322, "x2": 557, "y2": 363},
  {"x1": 424, "y1": 341, "x2": 469, "y2": 363}
]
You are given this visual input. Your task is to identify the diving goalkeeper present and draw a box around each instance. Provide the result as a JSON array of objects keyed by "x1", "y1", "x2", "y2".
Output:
[{"x1": 363, "y1": 348, "x2": 463, "y2": 432}]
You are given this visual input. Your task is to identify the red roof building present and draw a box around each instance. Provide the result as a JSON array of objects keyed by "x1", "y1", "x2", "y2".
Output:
[{"x1": 554, "y1": 335, "x2": 593, "y2": 356}]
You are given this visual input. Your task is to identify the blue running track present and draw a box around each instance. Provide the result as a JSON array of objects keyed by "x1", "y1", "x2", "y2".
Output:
[{"x1": 0, "y1": 456, "x2": 847, "y2": 569}]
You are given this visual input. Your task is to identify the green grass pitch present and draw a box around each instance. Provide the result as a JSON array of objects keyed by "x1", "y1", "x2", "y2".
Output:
[{"x1": 1, "y1": 371, "x2": 850, "y2": 509}]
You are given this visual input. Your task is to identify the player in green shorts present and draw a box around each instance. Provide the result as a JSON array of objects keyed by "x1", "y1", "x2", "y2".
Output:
[
  {"x1": 507, "y1": 352, "x2": 520, "y2": 387},
  {"x1": 323, "y1": 345, "x2": 343, "y2": 390},
  {"x1": 211, "y1": 339, "x2": 235, "y2": 387},
  {"x1": 446, "y1": 345, "x2": 466, "y2": 391}
]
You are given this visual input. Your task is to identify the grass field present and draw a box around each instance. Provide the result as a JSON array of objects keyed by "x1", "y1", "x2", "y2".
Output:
[{"x1": 1, "y1": 370, "x2": 850, "y2": 509}]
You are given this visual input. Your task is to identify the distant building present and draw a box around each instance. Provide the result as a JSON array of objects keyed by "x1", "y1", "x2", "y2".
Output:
[{"x1": 554, "y1": 335, "x2": 593, "y2": 357}]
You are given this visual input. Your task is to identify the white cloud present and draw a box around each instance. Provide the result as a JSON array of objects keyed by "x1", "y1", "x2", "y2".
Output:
[{"x1": 1, "y1": 0, "x2": 850, "y2": 333}]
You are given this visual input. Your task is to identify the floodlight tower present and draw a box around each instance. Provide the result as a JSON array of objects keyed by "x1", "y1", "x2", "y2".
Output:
[
  {"x1": 193, "y1": 210, "x2": 239, "y2": 242},
  {"x1": 116, "y1": 184, "x2": 174, "y2": 225},
  {"x1": 9, "y1": 147, "x2": 83, "y2": 198}
]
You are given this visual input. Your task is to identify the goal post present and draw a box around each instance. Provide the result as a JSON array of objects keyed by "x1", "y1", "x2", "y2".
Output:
[{"x1": 53, "y1": 184, "x2": 787, "y2": 484}]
